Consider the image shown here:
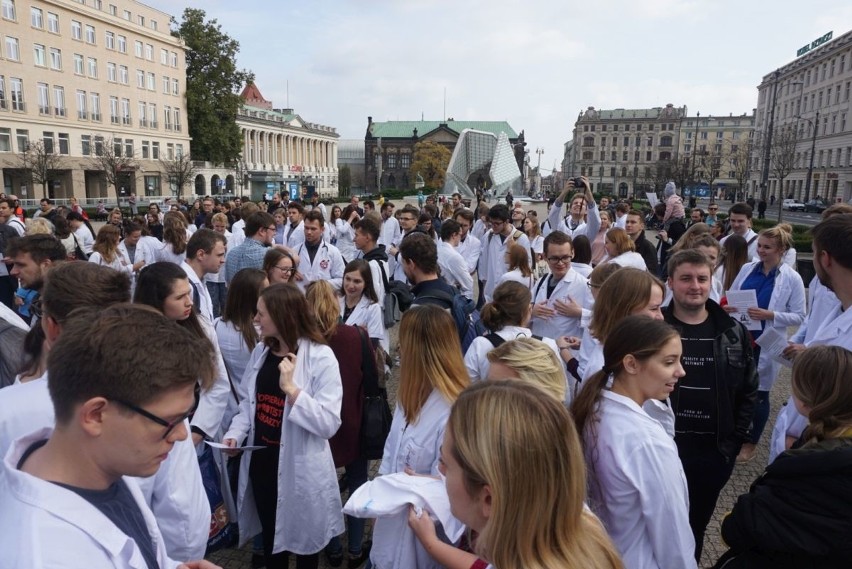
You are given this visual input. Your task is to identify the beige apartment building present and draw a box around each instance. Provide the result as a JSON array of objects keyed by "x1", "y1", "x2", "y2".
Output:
[
  {"x1": 678, "y1": 112, "x2": 755, "y2": 198},
  {"x1": 750, "y1": 29, "x2": 852, "y2": 202},
  {"x1": 0, "y1": 0, "x2": 189, "y2": 204}
]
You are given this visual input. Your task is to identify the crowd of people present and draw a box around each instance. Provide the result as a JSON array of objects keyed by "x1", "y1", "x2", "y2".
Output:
[{"x1": 0, "y1": 182, "x2": 851, "y2": 569}]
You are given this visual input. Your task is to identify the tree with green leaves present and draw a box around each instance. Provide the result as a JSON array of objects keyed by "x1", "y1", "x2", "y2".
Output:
[
  {"x1": 409, "y1": 141, "x2": 451, "y2": 191},
  {"x1": 174, "y1": 8, "x2": 253, "y2": 165},
  {"x1": 17, "y1": 140, "x2": 65, "y2": 199},
  {"x1": 160, "y1": 152, "x2": 199, "y2": 199}
]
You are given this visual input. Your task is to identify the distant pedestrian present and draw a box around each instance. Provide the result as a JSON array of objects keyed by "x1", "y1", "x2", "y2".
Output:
[{"x1": 757, "y1": 198, "x2": 767, "y2": 219}]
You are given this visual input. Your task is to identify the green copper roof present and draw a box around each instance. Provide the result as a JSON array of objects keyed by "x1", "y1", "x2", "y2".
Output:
[{"x1": 369, "y1": 120, "x2": 517, "y2": 139}]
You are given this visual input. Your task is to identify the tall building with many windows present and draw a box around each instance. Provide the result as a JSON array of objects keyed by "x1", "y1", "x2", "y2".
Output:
[
  {"x1": 0, "y1": 0, "x2": 189, "y2": 202},
  {"x1": 750, "y1": 29, "x2": 852, "y2": 203},
  {"x1": 678, "y1": 112, "x2": 755, "y2": 198}
]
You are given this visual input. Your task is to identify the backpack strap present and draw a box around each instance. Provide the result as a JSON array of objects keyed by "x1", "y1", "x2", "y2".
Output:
[
  {"x1": 376, "y1": 258, "x2": 390, "y2": 288},
  {"x1": 534, "y1": 274, "x2": 549, "y2": 301},
  {"x1": 746, "y1": 234, "x2": 758, "y2": 246},
  {"x1": 485, "y1": 333, "x2": 505, "y2": 348}
]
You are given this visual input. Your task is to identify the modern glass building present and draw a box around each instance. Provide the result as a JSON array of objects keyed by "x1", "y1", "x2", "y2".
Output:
[{"x1": 442, "y1": 129, "x2": 522, "y2": 198}]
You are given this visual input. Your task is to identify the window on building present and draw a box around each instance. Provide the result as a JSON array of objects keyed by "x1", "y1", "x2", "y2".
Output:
[
  {"x1": 401, "y1": 153, "x2": 410, "y2": 169},
  {"x1": 119, "y1": 65, "x2": 128, "y2": 84},
  {"x1": 842, "y1": 113, "x2": 847, "y2": 132},
  {"x1": 42, "y1": 131, "x2": 54, "y2": 154},
  {"x1": 53, "y1": 85, "x2": 65, "y2": 116},
  {"x1": 151, "y1": 141, "x2": 159, "y2": 159},
  {"x1": 609, "y1": 167, "x2": 615, "y2": 176},
  {"x1": 5, "y1": 37, "x2": 19, "y2": 61},
  {"x1": 144, "y1": 43, "x2": 153, "y2": 60},
  {"x1": 684, "y1": 144, "x2": 691, "y2": 153},
  {"x1": 387, "y1": 153, "x2": 396, "y2": 169},
  {"x1": 15, "y1": 129, "x2": 28, "y2": 151},
  {"x1": 47, "y1": 11, "x2": 58, "y2": 32},
  {"x1": 598, "y1": 150, "x2": 605, "y2": 161},
  {"x1": 0, "y1": 128, "x2": 13, "y2": 152},
  {"x1": 85, "y1": 24, "x2": 95, "y2": 44},
  {"x1": 33, "y1": 43, "x2": 46, "y2": 67},
  {"x1": 123, "y1": 9, "x2": 131, "y2": 20},
  {"x1": 37, "y1": 83, "x2": 49, "y2": 114},
  {"x1": 646, "y1": 151, "x2": 652, "y2": 161},
  {"x1": 2, "y1": 0, "x2": 16, "y2": 21},
  {"x1": 171, "y1": 78, "x2": 178, "y2": 95},
  {"x1": 700, "y1": 131, "x2": 708, "y2": 140},
  {"x1": 121, "y1": 98, "x2": 130, "y2": 124},
  {"x1": 660, "y1": 135, "x2": 673, "y2": 147},
  {"x1": 147, "y1": 72, "x2": 155, "y2": 90},
  {"x1": 832, "y1": 115, "x2": 837, "y2": 134},
  {"x1": 141, "y1": 140, "x2": 149, "y2": 158},
  {"x1": 58, "y1": 132, "x2": 69, "y2": 154},
  {"x1": 73, "y1": 53, "x2": 83, "y2": 74},
  {"x1": 162, "y1": 76, "x2": 169, "y2": 94},
  {"x1": 819, "y1": 91, "x2": 823, "y2": 107},
  {"x1": 109, "y1": 4, "x2": 116, "y2": 15},
  {"x1": 109, "y1": 96, "x2": 118, "y2": 123},
  {"x1": 138, "y1": 101, "x2": 146, "y2": 126},
  {"x1": 113, "y1": 137, "x2": 122, "y2": 157},
  {"x1": 160, "y1": 48, "x2": 168, "y2": 65},
  {"x1": 163, "y1": 105, "x2": 171, "y2": 129},
  {"x1": 135, "y1": 40, "x2": 142, "y2": 57},
  {"x1": 49, "y1": 48, "x2": 61, "y2": 70},
  {"x1": 634, "y1": 150, "x2": 639, "y2": 161},
  {"x1": 148, "y1": 103, "x2": 157, "y2": 127},
  {"x1": 87, "y1": 57, "x2": 97, "y2": 78},
  {"x1": 93, "y1": 0, "x2": 102, "y2": 9},
  {"x1": 622, "y1": 151, "x2": 628, "y2": 161},
  {"x1": 30, "y1": 6, "x2": 42, "y2": 27},
  {"x1": 582, "y1": 136, "x2": 594, "y2": 147},
  {"x1": 136, "y1": 70, "x2": 144, "y2": 88},
  {"x1": 90, "y1": 92, "x2": 100, "y2": 121},
  {"x1": 81, "y1": 134, "x2": 91, "y2": 155},
  {"x1": 614, "y1": 124, "x2": 619, "y2": 131},
  {"x1": 150, "y1": 19, "x2": 157, "y2": 31},
  {"x1": 610, "y1": 151, "x2": 616, "y2": 161},
  {"x1": 124, "y1": 139, "x2": 133, "y2": 157},
  {"x1": 94, "y1": 135, "x2": 104, "y2": 156},
  {"x1": 76, "y1": 90, "x2": 87, "y2": 119},
  {"x1": 137, "y1": 14, "x2": 145, "y2": 26},
  {"x1": 107, "y1": 62, "x2": 116, "y2": 82},
  {"x1": 660, "y1": 151, "x2": 671, "y2": 161}
]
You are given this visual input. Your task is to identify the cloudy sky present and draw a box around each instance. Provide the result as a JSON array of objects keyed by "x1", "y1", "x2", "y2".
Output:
[{"x1": 146, "y1": 0, "x2": 852, "y2": 174}]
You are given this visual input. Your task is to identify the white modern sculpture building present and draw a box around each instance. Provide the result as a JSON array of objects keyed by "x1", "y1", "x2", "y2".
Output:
[{"x1": 442, "y1": 129, "x2": 522, "y2": 198}]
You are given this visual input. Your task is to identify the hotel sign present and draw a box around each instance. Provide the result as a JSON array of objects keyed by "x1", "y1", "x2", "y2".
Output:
[{"x1": 797, "y1": 32, "x2": 833, "y2": 57}]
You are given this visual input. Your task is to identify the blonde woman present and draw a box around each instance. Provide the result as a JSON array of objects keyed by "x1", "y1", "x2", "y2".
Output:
[
  {"x1": 572, "y1": 316, "x2": 695, "y2": 568},
  {"x1": 410, "y1": 380, "x2": 624, "y2": 569},
  {"x1": 371, "y1": 305, "x2": 469, "y2": 569},
  {"x1": 603, "y1": 228, "x2": 646, "y2": 270},
  {"x1": 151, "y1": 211, "x2": 189, "y2": 265},
  {"x1": 88, "y1": 224, "x2": 142, "y2": 274},
  {"x1": 486, "y1": 337, "x2": 567, "y2": 403},
  {"x1": 727, "y1": 223, "x2": 806, "y2": 462},
  {"x1": 25, "y1": 217, "x2": 54, "y2": 235}
]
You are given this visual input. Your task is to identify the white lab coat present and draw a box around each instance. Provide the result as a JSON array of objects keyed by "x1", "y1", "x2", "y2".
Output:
[
  {"x1": 1, "y1": 429, "x2": 181, "y2": 568},
  {"x1": 335, "y1": 219, "x2": 358, "y2": 262},
  {"x1": 372, "y1": 390, "x2": 452, "y2": 569},
  {"x1": 362, "y1": 254, "x2": 388, "y2": 307},
  {"x1": 340, "y1": 296, "x2": 387, "y2": 351},
  {"x1": 464, "y1": 325, "x2": 561, "y2": 383},
  {"x1": 74, "y1": 225, "x2": 95, "y2": 254},
  {"x1": 729, "y1": 261, "x2": 806, "y2": 390},
  {"x1": 119, "y1": 238, "x2": 153, "y2": 295},
  {"x1": 88, "y1": 250, "x2": 133, "y2": 274},
  {"x1": 721, "y1": 228, "x2": 758, "y2": 260},
  {"x1": 231, "y1": 219, "x2": 247, "y2": 247},
  {"x1": 379, "y1": 216, "x2": 401, "y2": 249},
  {"x1": 191, "y1": 317, "x2": 232, "y2": 438},
  {"x1": 296, "y1": 240, "x2": 345, "y2": 291},
  {"x1": 456, "y1": 233, "x2": 481, "y2": 274},
  {"x1": 545, "y1": 196, "x2": 601, "y2": 239},
  {"x1": 479, "y1": 230, "x2": 532, "y2": 301},
  {"x1": 224, "y1": 340, "x2": 344, "y2": 555},
  {"x1": 584, "y1": 390, "x2": 696, "y2": 569},
  {"x1": 608, "y1": 251, "x2": 648, "y2": 271},
  {"x1": 182, "y1": 261, "x2": 214, "y2": 325},
  {"x1": 770, "y1": 300, "x2": 852, "y2": 462},
  {"x1": 284, "y1": 220, "x2": 305, "y2": 250},
  {"x1": 471, "y1": 218, "x2": 489, "y2": 241},
  {"x1": 437, "y1": 241, "x2": 474, "y2": 299},
  {"x1": 213, "y1": 318, "x2": 252, "y2": 429},
  {"x1": 494, "y1": 268, "x2": 534, "y2": 292},
  {"x1": 0, "y1": 380, "x2": 209, "y2": 561},
  {"x1": 529, "y1": 268, "x2": 589, "y2": 340}
]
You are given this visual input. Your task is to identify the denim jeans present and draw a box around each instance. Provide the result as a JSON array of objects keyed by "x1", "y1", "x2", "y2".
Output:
[{"x1": 327, "y1": 457, "x2": 370, "y2": 555}]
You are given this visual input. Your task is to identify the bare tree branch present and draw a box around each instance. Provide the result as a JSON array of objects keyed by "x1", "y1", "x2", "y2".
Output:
[
  {"x1": 16, "y1": 140, "x2": 65, "y2": 199},
  {"x1": 88, "y1": 135, "x2": 138, "y2": 203},
  {"x1": 159, "y1": 153, "x2": 199, "y2": 200}
]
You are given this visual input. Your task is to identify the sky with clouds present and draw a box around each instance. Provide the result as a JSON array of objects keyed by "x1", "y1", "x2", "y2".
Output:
[{"x1": 145, "y1": 0, "x2": 852, "y2": 174}]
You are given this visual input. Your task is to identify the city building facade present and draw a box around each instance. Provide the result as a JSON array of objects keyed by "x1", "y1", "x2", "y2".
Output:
[
  {"x1": 569, "y1": 104, "x2": 687, "y2": 198},
  {"x1": 750, "y1": 29, "x2": 852, "y2": 203},
  {"x1": 0, "y1": 0, "x2": 189, "y2": 204},
  {"x1": 336, "y1": 139, "x2": 366, "y2": 195},
  {"x1": 364, "y1": 117, "x2": 524, "y2": 193}
]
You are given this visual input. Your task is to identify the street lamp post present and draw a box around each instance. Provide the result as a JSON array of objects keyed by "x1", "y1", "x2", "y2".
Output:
[
  {"x1": 691, "y1": 111, "x2": 700, "y2": 192},
  {"x1": 535, "y1": 147, "x2": 544, "y2": 196},
  {"x1": 803, "y1": 110, "x2": 819, "y2": 203},
  {"x1": 759, "y1": 70, "x2": 781, "y2": 201}
]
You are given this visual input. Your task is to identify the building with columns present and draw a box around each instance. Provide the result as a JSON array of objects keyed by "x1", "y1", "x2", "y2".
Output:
[
  {"x1": 749, "y1": 29, "x2": 852, "y2": 203},
  {"x1": 194, "y1": 83, "x2": 339, "y2": 200},
  {"x1": 0, "y1": 0, "x2": 189, "y2": 204}
]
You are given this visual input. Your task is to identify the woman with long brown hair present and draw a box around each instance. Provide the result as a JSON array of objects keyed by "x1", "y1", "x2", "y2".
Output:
[
  {"x1": 572, "y1": 315, "x2": 694, "y2": 568},
  {"x1": 223, "y1": 283, "x2": 343, "y2": 569},
  {"x1": 371, "y1": 305, "x2": 469, "y2": 569}
]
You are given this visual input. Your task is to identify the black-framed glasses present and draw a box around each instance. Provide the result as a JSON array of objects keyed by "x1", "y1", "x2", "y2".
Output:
[
  {"x1": 274, "y1": 265, "x2": 296, "y2": 275},
  {"x1": 112, "y1": 385, "x2": 200, "y2": 439},
  {"x1": 546, "y1": 255, "x2": 572, "y2": 265}
]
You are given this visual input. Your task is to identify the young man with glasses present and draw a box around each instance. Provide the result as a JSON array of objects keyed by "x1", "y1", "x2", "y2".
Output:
[
  {"x1": 0, "y1": 304, "x2": 219, "y2": 568},
  {"x1": 0, "y1": 263, "x2": 215, "y2": 563},
  {"x1": 479, "y1": 204, "x2": 532, "y2": 302},
  {"x1": 389, "y1": 205, "x2": 422, "y2": 282},
  {"x1": 529, "y1": 230, "x2": 589, "y2": 341},
  {"x1": 224, "y1": 211, "x2": 276, "y2": 283},
  {"x1": 705, "y1": 204, "x2": 720, "y2": 227}
]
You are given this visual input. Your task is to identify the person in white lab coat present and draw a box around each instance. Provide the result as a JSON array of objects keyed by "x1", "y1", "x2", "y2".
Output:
[
  {"x1": 478, "y1": 204, "x2": 532, "y2": 302},
  {"x1": 726, "y1": 224, "x2": 806, "y2": 463},
  {"x1": 371, "y1": 306, "x2": 469, "y2": 569},
  {"x1": 134, "y1": 262, "x2": 231, "y2": 445},
  {"x1": 335, "y1": 205, "x2": 360, "y2": 263},
  {"x1": 88, "y1": 224, "x2": 141, "y2": 275},
  {"x1": 378, "y1": 202, "x2": 401, "y2": 249},
  {"x1": 529, "y1": 230, "x2": 590, "y2": 342},
  {"x1": 0, "y1": 303, "x2": 219, "y2": 569},
  {"x1": 408, "y1": 380, "x2": 623, "y2": 569},
  {"x1": 223, "y1": 283, "x2": 344, "y2": 569},
  {"x1": 294, "y1": 210, "x2": 345, "y2": 292},
  {"x1": 339, "y1": 259, "x2": 387, "y2": 350},
  {"x1": 284, "y1": 202, "x2": 306, "y2": 249},
  {"x1": 572, "y1": 315, "x2": 696, "y2": 569},
  {"x1": 464, "y1": 281, "x2": 562, "y2": 386},
  {"x1": 452, "y1": 209, "x2": 481, "y2": 276},
  {"x1": 437, "y1": 220, "x2": 475, "y2": 300},
  {"x1": 485, "y1": 337, "x2": 568, "y2": 403}
]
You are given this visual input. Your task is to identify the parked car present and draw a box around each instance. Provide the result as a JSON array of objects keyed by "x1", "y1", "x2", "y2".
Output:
[
  {"x1": 804, "y1": 198, "x2": 829, "y2": 213},
  {"x1": 782, "y1": 198, "x2": 806, "y2": 211}
]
